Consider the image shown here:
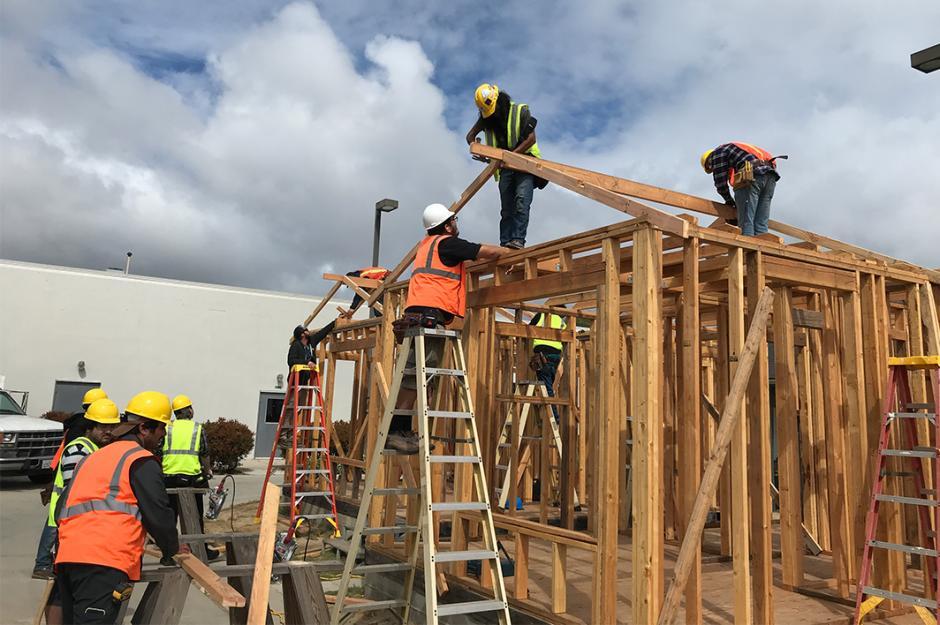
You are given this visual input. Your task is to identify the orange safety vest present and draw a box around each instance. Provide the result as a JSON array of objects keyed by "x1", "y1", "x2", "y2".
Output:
[
  {"x1": 729, "y1": 142, "x2": 775, "y2": 187},
  {"x1": 55, "y1": 440, "x2": 153, "y2": 579},
  {"x1": 405, "y1": 235, "x2": 467, "y2": 318},
  {"x1": 358, "y1": 267, "x2": 390, "y2": 280}
]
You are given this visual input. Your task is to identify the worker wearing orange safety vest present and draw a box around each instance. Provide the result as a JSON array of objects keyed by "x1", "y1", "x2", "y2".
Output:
[
  {"x1": 384, "y1": 204, "x2": 509, "y2": 454},
  {"x1": 55, "y1": 391, "x2": 184, "y2": 625},
  {"x1": 700, "y1": 142, "x2": 784, "y2": 236},
  {"x1": 344, "y1": 266, "x2": 391, "y2": 317}
]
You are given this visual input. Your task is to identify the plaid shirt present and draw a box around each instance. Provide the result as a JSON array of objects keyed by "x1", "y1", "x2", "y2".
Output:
[{"x1": 709, "y1": 143, "x2": 779, "y2": 203}]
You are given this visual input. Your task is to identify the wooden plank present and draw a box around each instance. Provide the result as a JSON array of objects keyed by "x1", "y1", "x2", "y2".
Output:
[
  {"x1": 746, "y1": 251, "x2": 774, "y2": 624},
  {"x1": 763, "y1": 255, "x2": 856, "y2": 291},
  {"x1": 552, "y1": 543, "x2": 567, "y2": 614},
  {"x1": 678, "y1": 238, "x2": 702, "y2": 625},
  {"x1": 514, "y1": 533, "x2": 530, "y2": 599},
  {"x1": 282, "y1": 562, "x2": 330, "y2": 625},
  {"x1": 493, "y1": 322, "x2": 573, "y2": 342},
  {"x1": 658, "y1": 287, "x2": 776, "y2": 625},
  {"x1": 773, "y1": 287, "x2": 805, "y2": 587},
  {"x1": 300, "y1": 281, "x2": 341, "y2": 333},
  {"x1": 632, "y1": 228, "x2": 663, "y2": 625},
  {"x1": 792, "y1": 307, "x2": 825, "y2": 329},
  {"x1": 340, "y1": 275, "x2": 384, "y2": 314},
  {"x1": 727, "y1": 249, "x2": 753, "y2": 624},
  {"x1": 921, "y1": 284, "x2": 940, "y2": 354},
  {"x1": 469, "y1": 266, "x2": 607, "y2": 307},
  {"x1": 247, "y1": 482, "x2": 279, "y2": 625}
]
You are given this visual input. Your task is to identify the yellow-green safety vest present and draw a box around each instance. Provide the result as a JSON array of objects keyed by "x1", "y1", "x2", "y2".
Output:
[
  {"x1": 532, "y1": 313, "x2": 565, "y2": 351},
  {"x1": 485, "y1": 101, "x2": 541, "y2": 181},
  {"x1": 162, "y1": 419, "x2": 203, "y2": 476},
  {"x1": 47, "y1": 436, "x2": 98, "y2": 527}
]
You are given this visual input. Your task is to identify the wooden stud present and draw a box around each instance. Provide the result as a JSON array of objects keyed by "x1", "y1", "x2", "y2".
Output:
[{"x1": 247, "y1": 482, "x2": 279, "y2": 625}]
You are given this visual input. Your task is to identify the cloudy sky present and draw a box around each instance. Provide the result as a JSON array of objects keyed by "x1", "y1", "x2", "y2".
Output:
[{"x1": 1, "y1": 1, "x2": 938, "y2": 295}]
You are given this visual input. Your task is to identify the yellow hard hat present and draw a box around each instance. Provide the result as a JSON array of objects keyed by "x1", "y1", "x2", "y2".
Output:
[
  {"x1": 82, "y1": 387, "x2": 108, "y2": 408},
  {"x1": 474, "y1": 83, "x2": 499, "y2": 118},
  {"x1": 700, "y1": 149, "x2": 715, "y2": 172},
  {"x1": 125, "y1": 391, "x2": 172, "y2": 426},
  {"x1": 85, "y1": 398, "x2": 120, "y2": 425},
  {"x1": 172, "y1": 394, "x2": 193, "y2": 413}
]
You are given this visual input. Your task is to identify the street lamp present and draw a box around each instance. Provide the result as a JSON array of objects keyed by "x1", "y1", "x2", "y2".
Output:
[
  {"x1": 912, "y1": 43, "x2": 940, "y2": 73},
  {"x1": 373, "y1": 198, "x2": 399, "y2": 267}
]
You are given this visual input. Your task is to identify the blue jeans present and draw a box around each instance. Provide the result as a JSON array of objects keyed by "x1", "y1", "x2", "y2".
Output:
[
  {"x1": 498, "y1": 170, "x2": 535, "y2": 246},
  {"x1": 535, "y1": 351, "x2": 562, "y2": 421},
  {"x1": 734, "y1": 172, "x2": 777, "y2": 236},
  {"x1": 34, "y1": 523, "x2": 57, "y2": 569}
]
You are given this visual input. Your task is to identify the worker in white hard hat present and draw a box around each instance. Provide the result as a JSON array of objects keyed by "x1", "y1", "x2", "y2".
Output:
[
  {"x1": 466, "y1": 83, "x2": 546, "y2": 249},
  {"x1": 384, "y1": 204, "x2": 509, "y2": 454}
]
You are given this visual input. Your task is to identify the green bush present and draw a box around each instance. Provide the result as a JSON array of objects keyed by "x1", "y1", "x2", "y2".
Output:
[{"x1": 204, "y1": 418, "x2": 255, "y2": 473}]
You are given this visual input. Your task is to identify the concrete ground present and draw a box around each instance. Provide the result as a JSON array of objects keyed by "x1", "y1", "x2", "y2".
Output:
[{"x1": 0, "y1": 459, "x2": 278, "y2": 625}]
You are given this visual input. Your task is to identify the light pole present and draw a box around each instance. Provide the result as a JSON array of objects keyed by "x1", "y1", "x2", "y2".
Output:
[
  {"x1": 373, "y1": 198, "x2": 399, "y2": 267},
  {"x1": 912, "y1": 43, "x2": 940, "y2": 73}
]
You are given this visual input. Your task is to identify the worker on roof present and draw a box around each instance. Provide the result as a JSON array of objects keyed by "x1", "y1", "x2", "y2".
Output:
[
  {"x1": 34, "y1": 387, "x2": 109, "y2": 580},
  {"x1": 466, "y1": 83, "x2": 546, "y2": 250},
  {"x1": 344, "y1": 266, "x2": 390, "y2": 318},
  {"x1": 162, "y1": 395, "x2": 219, "y2": 561},
  {"x1": 528, "y1": 307, "x2": 568, "y2": 421},
  {"x1": 39, "y1": 398, "x2": 120, "y2": 625},
  {"x1": 55, "y1": 391, "x2": 185, "y2": 625},
  {"x1": 385, "y1": 203, "x2": 510, "y2": 454},
  {"x1": 700, "y1": 142, "x2": 783, "y2": 237}
]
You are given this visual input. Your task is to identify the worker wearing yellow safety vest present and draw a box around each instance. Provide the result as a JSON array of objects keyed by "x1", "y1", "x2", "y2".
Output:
[
  {"x1": 529, "y1": 309, "x2": 568, "y2": 421},
  {"x1": 466, "y1": 83, "x2": 546, "y2": 250},
  {"x1": 39, "y1": 399, "x2": 119, "y2": 625},
  {"x1": 162, "y1": 394, "x2": 218, "y2": 559}
]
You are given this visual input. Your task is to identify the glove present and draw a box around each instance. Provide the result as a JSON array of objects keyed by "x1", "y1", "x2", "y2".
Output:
[
  {"x1": 40, "y1": 484, "x2": 53, "y2": 506},
  {"x1": 529, "y1": 353, "x2": 548, "y2": 372}
]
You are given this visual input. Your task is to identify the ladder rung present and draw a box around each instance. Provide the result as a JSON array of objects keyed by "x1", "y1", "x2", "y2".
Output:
[
  {"x1": 296, "y1": 406, "x2": 321, "y2": 411},
  {"x1": 353, "y1": 563, "x2": 413, "y2": 574},
  {"x1": 391, "y1": 409, "x2": 474, "y2": 420},
  {"x1": 431, "y1": 435, "x2": 474, "y2": 443},
  {"x1": 411, "y1": 327, "x2": 459, "y2": 337},
  {"x1": 296, "y1": 491, "x2": 332, "y2": 497},
  {"x1": 869, "y1": 540, "x2": 939, "y2": 557},
  {"x1": 875, "y1": 494, "x2": 939, "y2": 507},
  {"x1": 295, "y1": 469, "x2": 330, "y2": 474},
  {"x1": 429, "y1": 455, "x2": 480, "y2": 464},
  {"x1": 436, "y1": 600, "x2": 507, "y2": 617},
  {"x1": 298, "y1": 513, "x2": 334, "y2": 520},
  {"x1": 362, "y1": 525, "x2": 419, "y2": 535},
  {"x1": 296, "y1": 447, "x2": 328, "y2": 452},
  {"x1": 862, "y1": 586, "x2": 937, "y2": 609},
  {"x1": 889, "y1": 412, "x2": 937, "y2": 419},
  {"x1": 296, "y1": 385, "x2": 319, "y2": 389},
  {"x1": 433, "y1": 549, "x2": 498, "y2": 563},
  {"x1": 374, "y1": 487, "x2": 421, "y2": 496},
  {"x1": 431, "y1": 502, "x2": 488, "y2": 512},
  {"x1": 495, "y1": 464, "x2": 508, "y2": 470},
  {"x1": 342, "y1": 599, "x2": 407, "y2": 613},
  {"x1": 296, "y1": 426, "x2": 325, "y2": 430},
  {"x1": 405, "y1": 367, "x2": 466, "y2": 377},
  {"x1": 521, "y1": 435, "x2": 543, "y2": 441},
  {"x1": 882, "y1": 448, "x2": 938, "y2": 458}
]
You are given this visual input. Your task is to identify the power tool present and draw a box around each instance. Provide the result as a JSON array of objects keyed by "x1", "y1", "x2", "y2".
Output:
[
  {"x1": 272, "y1": 517, "x2": 305, "y2": 582},
  {"x1": 205, "y1": 477, "x2": 229, "y2": 520}
]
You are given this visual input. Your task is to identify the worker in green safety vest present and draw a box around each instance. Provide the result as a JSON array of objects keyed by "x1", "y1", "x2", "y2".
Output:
[
  {"x1": 162, "y1": 394, "x2": 218, "y2": 558},
  {"x1": 466, "y1": 83, "x2": 546, "y2": 250},
  {"x1": 528, "y1": 309, "x2": 567, "y2": 421},
  {"x1": 42, "y1": 398, "x2": 119, "y2": 625}
]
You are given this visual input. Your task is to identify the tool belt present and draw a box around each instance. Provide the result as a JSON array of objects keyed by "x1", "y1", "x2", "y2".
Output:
[
  {"x1": 392, "y1": 312, "x2": 441, "y2": 344},
  {"x1": 529, "y1": 352, "x2": 548, "y2": 372}
]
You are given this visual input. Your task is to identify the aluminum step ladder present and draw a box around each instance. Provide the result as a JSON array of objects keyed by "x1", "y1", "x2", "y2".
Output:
[
  {"x1": 331, "y1": 327, "x2": 511, "y2": 625},
  {"x1": 493, "y1": 380, "x2": 579, "y2": 510},
  {"x1": 855, "y1": 355, "x2": 940, "y2": 624},
  {"x1": 256, "y1": 364, "x2": 340, "y2": 534}
]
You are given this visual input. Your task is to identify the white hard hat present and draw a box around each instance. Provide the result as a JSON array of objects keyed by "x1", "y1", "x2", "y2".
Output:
[{"x1": 422, "y1": 203, "x2": 454, "y2": 230}]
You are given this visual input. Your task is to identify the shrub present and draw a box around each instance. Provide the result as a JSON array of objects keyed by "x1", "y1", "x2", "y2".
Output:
[{"x1": 204, "y1": 418, "x2": 255, "y2": 473}]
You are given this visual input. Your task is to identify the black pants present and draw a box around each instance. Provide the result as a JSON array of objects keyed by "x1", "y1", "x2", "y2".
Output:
[
  {"x1": 58, "y1": 563, "x2": 129, "y2": 625},
  {"x1": 164, "y1": 474, "x2": 207, "y2": 532}
]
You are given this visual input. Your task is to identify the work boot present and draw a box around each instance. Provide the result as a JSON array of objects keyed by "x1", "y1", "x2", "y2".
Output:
[
  {"x1": 31, "y1": 566, "x2": 53, "y2": 580},
  {"x1": 385, "y1": 431, "x2": 419, "y2": 454}
]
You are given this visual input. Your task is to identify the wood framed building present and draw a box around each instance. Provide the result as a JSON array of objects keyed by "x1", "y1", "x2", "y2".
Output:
[{"x1": 308, "y1": 147, "x2": 940, "y2": 624}]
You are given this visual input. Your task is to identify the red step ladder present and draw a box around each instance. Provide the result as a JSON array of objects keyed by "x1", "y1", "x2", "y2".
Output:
[
  {"x1": 855, "y1": 355, "x2": 940, "y2": 624},
  {"x1": 257, "y1": 364, "x2": 340, "y2": 535}
]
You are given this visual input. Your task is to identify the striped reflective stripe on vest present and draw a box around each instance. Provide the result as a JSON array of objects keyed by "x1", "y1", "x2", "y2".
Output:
[
  {"x1": 163, "y1": 423, "x2": 201, "y2": 456},
  {"x1": 412, "y1": 236, "x2": 461, "y2": 281},
  {"x1": 59, "y1": 447, "x2": 143, "y2": 521}
]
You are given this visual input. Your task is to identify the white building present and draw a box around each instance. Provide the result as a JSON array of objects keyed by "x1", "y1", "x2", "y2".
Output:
[{"x1": 0, "y1": 259, "x2": 354, "y2": 457}]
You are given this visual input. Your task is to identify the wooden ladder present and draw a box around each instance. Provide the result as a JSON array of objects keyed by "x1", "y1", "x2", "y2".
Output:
[{"x1": 331, "y1": 326, "x2": 511, "y2": 625}]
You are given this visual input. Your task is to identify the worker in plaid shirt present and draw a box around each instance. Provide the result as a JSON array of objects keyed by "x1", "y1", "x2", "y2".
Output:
[{"x1": 701, "y1": 142, "x2": 782, "y2": 236}]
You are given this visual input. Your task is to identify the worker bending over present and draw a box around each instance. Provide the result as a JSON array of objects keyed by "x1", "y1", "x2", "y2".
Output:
[
  {"x1": 345, "y1": 266, "x2": 390, "y2": 317},
  {"x1": 700, "y1": 142, "x2": 783, "y2": 236},
  {"x1": 41, "y1": 399, "x2": 120, "y2": 625},
  {"x1": 55, "y1": 391, "x2": 184, "y2": 625},
  {"x1": 162, "y1": 395, "x2": 219, "y2": 560},
  {"x1": 386, "y1": 203, "x2": 509, "y2": 453},
  {"x1": 34, "y1": 387, "x2": 109, "y2": 579},
  {"x1": 466, "y1": 83, "x2": 544, "y2": 249},
  {"x1": 528, "y1": 308, "x2": 567, "y2": 421}
]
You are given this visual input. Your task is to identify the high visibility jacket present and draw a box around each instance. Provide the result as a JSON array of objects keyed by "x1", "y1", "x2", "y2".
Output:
[
  {"x1": 485, "y1": 101, "x2": 541, "y2": 181},
  {"x1": 56, "y1": 440, "x2": 152, "y2": 579},
  {"x1": 729, "y1": 142, "x2": 775, "y2": 187},
  {"x1": 405, "y1": 235, "x2": 467, "y2": 318},
  {"x1": 357, "y1": 267, "x2": 390, "y2": 281},
  {"x1": 532, "y1": 313, "x2": 566, "y2": 351},
  {"x1": 162, "y1": 419, "x2": 203, "y2": 476},
  {"x1": 47, "y1": 436, "x2": 98, "y2": 527}
]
